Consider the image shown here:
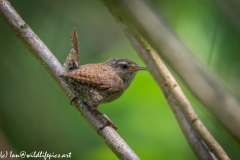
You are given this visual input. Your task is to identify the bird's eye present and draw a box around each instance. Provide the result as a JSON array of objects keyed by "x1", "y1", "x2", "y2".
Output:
[{"x1": 121, "y1": 64, "x2": 128, "y2": 69}]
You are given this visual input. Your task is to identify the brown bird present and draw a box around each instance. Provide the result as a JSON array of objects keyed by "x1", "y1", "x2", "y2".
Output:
[{"x1": 60, "y1": 28, "x2": 148, "y2": 130}]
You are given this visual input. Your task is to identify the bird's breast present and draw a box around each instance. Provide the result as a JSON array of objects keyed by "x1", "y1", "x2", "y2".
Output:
[{"x1": 102, "y1": 88, "x2": 125, "y2": 103}]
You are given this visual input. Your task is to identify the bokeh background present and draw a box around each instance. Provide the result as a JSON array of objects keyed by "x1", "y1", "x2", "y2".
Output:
[{"x1": 0, "y1": 0, "x2": 240, "y2": 159}]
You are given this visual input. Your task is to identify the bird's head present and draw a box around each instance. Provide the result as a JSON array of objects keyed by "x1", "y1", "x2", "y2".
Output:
[{"x1": 105, "y1": 58, "x2": 148, "y2": 89}]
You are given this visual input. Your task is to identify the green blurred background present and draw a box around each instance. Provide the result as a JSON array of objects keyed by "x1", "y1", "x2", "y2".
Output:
[{"x1": 0, "y1": 0, "x2": 240, "y2": 159}]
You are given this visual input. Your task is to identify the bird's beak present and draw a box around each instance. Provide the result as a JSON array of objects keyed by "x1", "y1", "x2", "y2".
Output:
[{"x1": 130, "y1": 65, "x2": 149, "y2": 73}]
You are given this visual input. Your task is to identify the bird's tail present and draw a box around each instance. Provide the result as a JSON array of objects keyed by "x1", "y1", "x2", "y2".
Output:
[{"x1": 64, "y1": 27, "x2": 79, "y2": 71}]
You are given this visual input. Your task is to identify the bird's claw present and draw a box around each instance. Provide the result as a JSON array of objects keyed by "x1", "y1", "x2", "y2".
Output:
[
  {"x1": 70, "y1": 97, "x2": 78, "y2": 105},
  {"x1": 97, "y1": 113, "x2": 117, "y2": 134},
  {"x1": 98, "y1": 120, "x2": 117, "y2": 134}
]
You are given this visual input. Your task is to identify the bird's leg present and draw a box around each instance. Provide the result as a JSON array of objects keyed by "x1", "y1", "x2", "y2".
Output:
[
  {"x1": 70, "y1": 96, "x2": 78, "y2": 105},
  {"x1": 70, "y1": 100, "x2": 117, "y2": 132},
  {"x1": 91, "y1": 105, "x2": 102, "y2": 115},
  {"x1": 91, "y1": 106, "x2": 117, "y2": 133}
]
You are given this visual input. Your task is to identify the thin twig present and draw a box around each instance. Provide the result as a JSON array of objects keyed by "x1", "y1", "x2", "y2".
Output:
[
  {"x1": 101, "y1": 1, "x2": 230, "y2": 160},
  {"x1": 0, "y1": 129, "x2": 20, "y2": 160},
  {"x1": 0, "y1": 0, "x2": 140, "y2": 159},
  {"x1": 101, "y1": 0, "x2": 240, "y2": 143}
]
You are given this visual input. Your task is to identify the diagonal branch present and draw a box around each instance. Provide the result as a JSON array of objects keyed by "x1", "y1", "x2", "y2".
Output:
[
  {"x1": 0, "y1": 0, "x2": 139, "y2": 159},
  {"x1": 101, "y1": 1, "x2": 230, "y2": 160},
  {"x1": 101, "y1": 0, "x2": 240, "y2": 143},
  {"x1": 212, "y1": 0, "x2": 240, "y2": 34}
]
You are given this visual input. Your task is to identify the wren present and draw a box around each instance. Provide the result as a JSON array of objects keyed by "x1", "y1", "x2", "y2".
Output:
[{"x1": 60, "y1": 28, "x2": 148, "y2": 131}]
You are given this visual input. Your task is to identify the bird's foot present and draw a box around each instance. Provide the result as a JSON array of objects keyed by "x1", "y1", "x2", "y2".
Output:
[
  {"x1": 92, "y1": 108, "x2": 102, "y2": 116},
  {"x1": 70, "y1": 96, "x2": 78, "y2": 105},
  {"x1": 97, "y1": 113, "x2": 117, "y2": 134},
  {"x1": 91, "y1": 108, "x2": 117, "y2": 133}
]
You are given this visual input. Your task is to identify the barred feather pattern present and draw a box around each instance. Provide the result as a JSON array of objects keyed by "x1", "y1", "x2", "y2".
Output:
[{"x1": 64, "y1": 27, "x2": 79, "y2": 71}]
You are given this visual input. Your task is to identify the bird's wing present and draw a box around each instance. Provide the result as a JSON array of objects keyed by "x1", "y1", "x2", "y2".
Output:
[{"x1": 64, "y1": 64, "x2": 124, "y2": 93}]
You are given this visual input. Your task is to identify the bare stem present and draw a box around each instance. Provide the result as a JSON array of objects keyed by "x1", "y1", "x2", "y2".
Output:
[
  {"x1": 212, "y1": 0, "x2": 240, "y2": 34},
  {"x1": 102, "y1": 0, "x2": 240, "y2": 143},
  {"x1": 0, "y1": 129, "x2": 20, "y2": 160},
  {"x1": 101, "y1": 1, "x2": 230, "y2": 160},
  {"x1": 0, "y1": 0, "x2": 139, "y2": 159}
]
